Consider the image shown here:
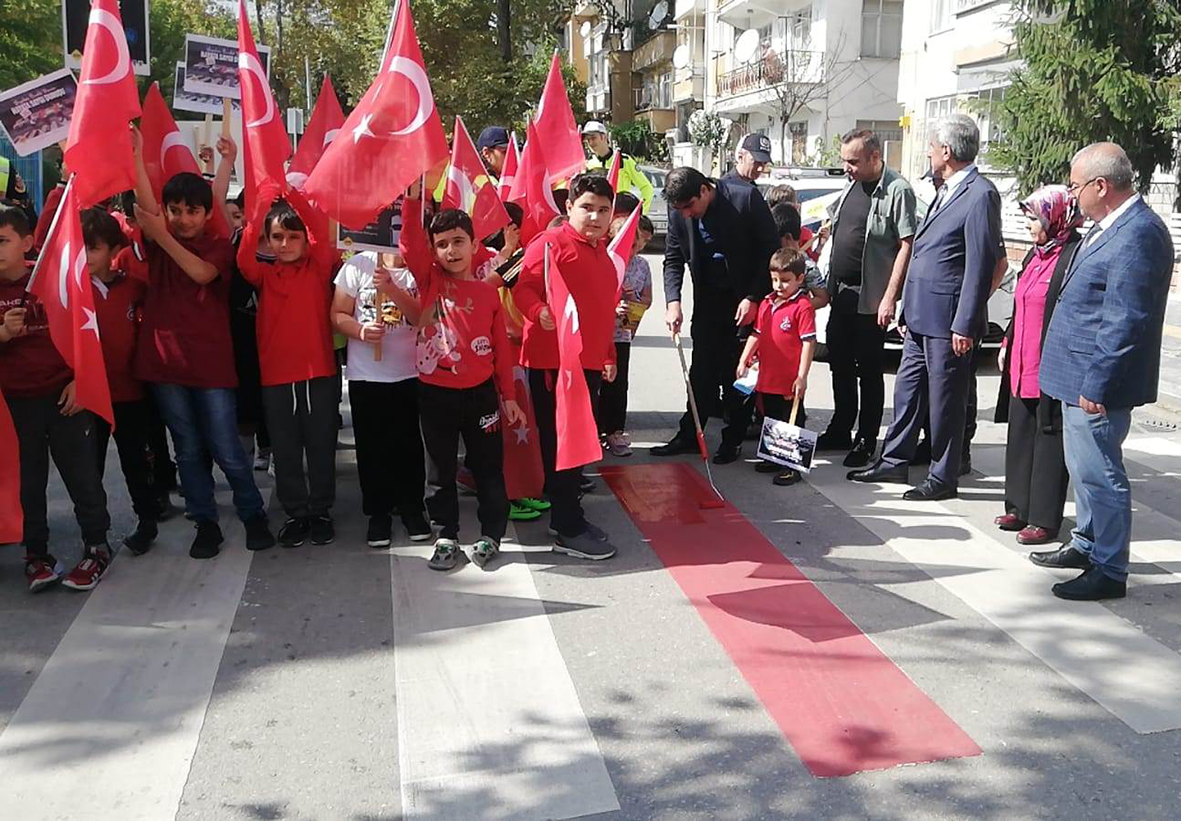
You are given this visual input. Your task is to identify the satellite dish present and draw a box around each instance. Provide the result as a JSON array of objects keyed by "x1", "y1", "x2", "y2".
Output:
[
  {"x1": 734, "y1": 29, "x2": 760, "y2": 64},
  {"x1": 649, "y1": 1, "x2": 668, "y2": 29},
  {"x1": 579, "y1": 20, "x2": 591, "y2": 38},
  {"x1": 673, "y1": 44, "x2": 690, "y2": 69}
]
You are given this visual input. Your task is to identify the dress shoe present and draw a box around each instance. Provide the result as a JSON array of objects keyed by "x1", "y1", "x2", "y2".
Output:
[
  {"x1": 1052, "y1": 566, "x2": 1126, "y2": 601},
  {"x1": 1017, "y1": 525, "x2": 1055, "y2": 546},
  {"x1": 817, "y1": 430, "x2": 852, "y2": 451},
  {"x1": 847, "y1": 461, "x2": 908, "y2": 484},
  {"x1": 994, "y1": 513, "x2": 1026, "y2": 531},
  {"x1": 842, "y1": 438, "x2": 875, "y2": 468},
  {"x1": 902, "y1": 478, "x2": 957, "y2": 501},
  {"x1": 1029, "y1": 545, "x2": 1090, "y2": 570},
  {"x1": 651, "y1": 435, "x2": 697, "y2": 457},
  {"x1": 713, "y1": 444, "x2": 741, "y2": 465}
]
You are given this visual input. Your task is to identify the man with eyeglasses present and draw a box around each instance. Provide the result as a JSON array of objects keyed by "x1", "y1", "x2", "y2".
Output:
[{"x1": 1031, "y1": 142, "x2": 1173, "y2": 601}]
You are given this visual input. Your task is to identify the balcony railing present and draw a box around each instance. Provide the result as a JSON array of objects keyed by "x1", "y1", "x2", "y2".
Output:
[{"x1": 715, "y1": 50, "x2": 825, "y2": 98}]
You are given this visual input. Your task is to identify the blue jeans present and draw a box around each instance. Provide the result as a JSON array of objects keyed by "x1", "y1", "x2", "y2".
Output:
[
  {"x1": 1062, "y1": 404, "x2": 1132, "y2": 581},
  {"x1": 152, "y1": 384, "x2": 265, "y2": 524}
]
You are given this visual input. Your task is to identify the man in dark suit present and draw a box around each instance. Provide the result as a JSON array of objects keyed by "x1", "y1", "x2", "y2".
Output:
[
  {"x1": 1030, "y1": 142, "x2": 1174, "y2": 601},
  {"x1": 654, "y1": 167, "x2": 779, "y2": 461},
  {"x1": 849, "y1": 114, "x2": 1001, "y2": 499}
]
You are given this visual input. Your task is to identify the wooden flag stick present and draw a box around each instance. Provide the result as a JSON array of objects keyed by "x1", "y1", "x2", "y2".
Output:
[
  {"x1": 202, "y1": 114, "x2": 213, "y2": 148},
  {"x1": 221, "y1": 97, "x2": 232, "y2": 139},
  {"x1": 789, "y1": 393, "x2": 801, "y2": 427}
]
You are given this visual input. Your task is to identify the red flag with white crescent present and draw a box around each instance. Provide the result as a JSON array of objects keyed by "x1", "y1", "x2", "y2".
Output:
[
  {"x1": 514, "y1": 121, "x2": 561, "y2": 246},
  {"x1": 26, "y1": 180, "x2": 114, "y2": 427},
  {"x1": 497, "y1": 134, "x2": 519, "y2": 202},
  {"x1": 64, "y1": 0, "x2": 142, "y2": 207},
  {"x1": 288, "y1": 74, "x2": 345, "y2": 186},
  {"x1": 305, "y1": 0, "x2": 449, "y2": 229},
  {"x1": 606, "y1": 149, "x2": 622, "y2": 191},
  {"x1": 607, "y1": 205, "x2": 641, "y2": 298},
  {"x1": 237, "y1": 0, "x2": 292, "y2": 217},
  {"x1": 443, "y1": 116, "x2": 510, "y2": 240},
  {"x1": 0, "y1": 385, "x2": 21, "y2": 545},
  {"x1": 533, "y1": 52, "x2": 585, "y2": 182},
  {"x1": 544, "y1": 244, "x2": 601, "y2": 471},
  {"x1": 501, "y1": 360, "x2": 546, "y2": 500}
]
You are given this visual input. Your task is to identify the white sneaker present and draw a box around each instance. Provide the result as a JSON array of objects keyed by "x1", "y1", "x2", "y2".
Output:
[{"x1": 606, "y1": 432, "x2": 632, "y2": 457}]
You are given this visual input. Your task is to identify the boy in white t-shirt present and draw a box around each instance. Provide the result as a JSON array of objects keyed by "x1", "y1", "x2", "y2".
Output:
[{"x1": 331, "y1": 250, "x2": 431, "y2": 547}]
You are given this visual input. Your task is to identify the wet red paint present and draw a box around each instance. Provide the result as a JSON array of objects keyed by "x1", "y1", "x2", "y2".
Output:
[{"x1": 601, "y1": 462, "x2": 981, "y2": 778}]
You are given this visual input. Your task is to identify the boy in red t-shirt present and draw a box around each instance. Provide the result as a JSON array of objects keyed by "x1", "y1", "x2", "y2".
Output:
[
  {"x1": 737, "y1": 248, "x2": 817, "y2": 486},
  {"x1": 397, "y1": 189, "x2": 524, "y2": 571},
  {"x1": 81, "y1": 208, "x2": 163, "y2": 555},
  {"x1": 0, "y1": 202, "x2": 112, "y2": 592},
  {"x1": 236, "y1": 182, "x2": 339, "y2": 547},
  {"x1": 131, "y1": 130, "x2": 275, "y2": 559}
]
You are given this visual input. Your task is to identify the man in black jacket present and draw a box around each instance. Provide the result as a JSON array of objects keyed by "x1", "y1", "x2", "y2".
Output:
[{"x1": 654, "y1": 167, "x2": 779, "y2": 462}]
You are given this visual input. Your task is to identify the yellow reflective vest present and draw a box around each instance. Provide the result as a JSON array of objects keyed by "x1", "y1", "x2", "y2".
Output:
[{"x1": 586, "y1": 150, "x2": 654, "y2": 213}]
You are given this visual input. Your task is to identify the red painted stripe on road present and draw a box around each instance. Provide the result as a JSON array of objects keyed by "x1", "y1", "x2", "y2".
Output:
[{"x1": 601, "y1": 462, "x2": 981, "y2": 778}]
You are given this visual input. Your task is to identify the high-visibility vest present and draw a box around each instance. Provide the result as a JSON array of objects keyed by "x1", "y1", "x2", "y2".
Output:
[{"x1": 0, "y1": 157, "x2": 10, "y2": 198}]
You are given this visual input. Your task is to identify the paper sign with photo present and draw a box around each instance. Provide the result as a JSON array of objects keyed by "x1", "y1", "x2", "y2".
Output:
[
  {"x1": 0, "y1": 69, "x2": 78, "y2": 156},
  {"x1": 757, "y1": 416, "x2": 818, "y2": 474},
  {"x1": 182, "y1": 34, "x2": 271, "y2": 100},
  {"x1": 337, "y1": 203, "x2": 403, "y2": 254},
  {"x1": 173, "y1": 62, "x2": 243, "y2": 116}
]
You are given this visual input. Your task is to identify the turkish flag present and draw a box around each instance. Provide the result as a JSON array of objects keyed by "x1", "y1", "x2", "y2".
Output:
[
  {"x1": 0, "y1": 385, "x2": 21, "y2": 545},
  {"x1": 139, "y1": 83, "x2": 231, "y2": 240},
  {"x1": 606, "y1": 149, "x2": 622, "y2": 191},
  {"x1": 26, "y1": 181, "x2": 114, "y2": 427},
  {"x1": 288, "y1": 74, "x2": 345, "y2": 186},
  {"x1": 497, "y1": 134, "x2": 519, "y2": 202},
  {"x1": 305, "y1": 0, "x2": 449, "y2": 229},
  {"x1": 443, "y1": 116, "x2": 510, "y2": 241},
  {"x1": 513, "y1": 121, "x2": 561, "y2": 246},
  {"x1": 534, "y1": 52, "x2": 585, "y2": 182},
  {"x1": 545, "y1": 244, "x2": 601, "y2": 471},
  {"x1": 501, "y1": 358, "x2": 546, "y2": 500},
  {"x1": 64, "y1": 0, "x2": 142, "y2": 208},
  {"x1": 607, "y1": 205, "x2": 641, "y2": 298},
  {"x1": 237, "y1": 0, "x2": 292, "y2": 218}
]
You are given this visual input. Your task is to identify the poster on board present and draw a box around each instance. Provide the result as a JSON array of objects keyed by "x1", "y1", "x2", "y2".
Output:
[
  {"x1": 336, "y1": 203, "x2": 404, "y2": 254},
  {"x1": 182, "y1": 33, "x2": 270, "y2": 100},
  {"x1": 0, "y1": 69, "x2": 78, "y2": 156},
  {"x1": 62, "y1": 0, "x2": 151, "y2": 76},
  {"x1": 173, "y1": 62, "x2": 242, "y2": 117}
]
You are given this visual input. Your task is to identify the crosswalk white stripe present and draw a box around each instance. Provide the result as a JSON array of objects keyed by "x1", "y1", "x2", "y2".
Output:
[
  {"x1": 0, "y1": 536, "x2": 252, "y2": 820},
  {"x1": 806, "y1": 461, "x2": 1181, "y2": 735},
  {"x1": 391, "y1": 535, "x2": 619, "y2": 820}
]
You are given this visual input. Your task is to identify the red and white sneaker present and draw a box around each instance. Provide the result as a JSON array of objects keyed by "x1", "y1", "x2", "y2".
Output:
[
  {"x1": 25, "y1": 555, "x2": 61, "y2": 593},
  {"x1": 61, "y1": 546, "x2": 112, "y2": 591}
]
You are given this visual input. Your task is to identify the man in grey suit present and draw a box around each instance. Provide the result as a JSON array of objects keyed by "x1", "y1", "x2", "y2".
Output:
[
  {"x1": 1029, "y1": 143, "x2": 1174, "y2": 601},
  {"x1": 849, "y1": 114, "x2": 1001, "y2": 499}
]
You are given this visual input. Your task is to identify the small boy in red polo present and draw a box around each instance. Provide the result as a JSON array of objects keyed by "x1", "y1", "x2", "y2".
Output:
[{"x1": 737, "y1": 248, "x2": 817, "y2": 486}]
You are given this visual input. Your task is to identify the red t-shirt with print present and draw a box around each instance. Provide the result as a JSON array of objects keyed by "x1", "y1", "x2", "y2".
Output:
[{"x1": 754, "y1": 289, "x2": 816, "y2": 398}]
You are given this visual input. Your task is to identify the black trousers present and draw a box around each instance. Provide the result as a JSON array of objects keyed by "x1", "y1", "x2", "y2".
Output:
[
  {"x1": 825, "y1": 287, "x2": 886, "y2": 444},
  {"x1": 418, "y1": 379, "x2": 508, "y2": 542},
  {"x1": 597, "y1": 342, "x2": 631, "y2": 435},
  {"x1": 349, "y1": 379, "x2": 425, "y2": 519},
  {"x1": 530, "y1": 368, "x2": 602, "y2": 536},
  {"x1": 261, "y1": 376, "x2": 338, "y2": 519},
  {"x1": 145, "y1": 395, "x2": 177, "y2": 493},
  {"x1": 1004, "y1": 394, "x2": 1069, "y2": 531},
  {"x1": 6, "y1": 393, "x2": 110, "y2": 553},
  {"x1": 679, "y1": 286, "x2": 746, "y2": 448},
  {"x1": 94, "y1": 399, "x2": 161, "y2": 523}
]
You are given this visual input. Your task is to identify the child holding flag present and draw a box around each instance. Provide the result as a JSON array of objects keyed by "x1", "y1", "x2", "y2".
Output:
[
  {"x1": 0, "y1": 202, "x2": 112, "y2": 591},
  {"x1": 398, "y1": 187, "x2": 525, "y2": 571},
  {"x1": 237, "y1": 182, "x2": 340, "y2": 548}
]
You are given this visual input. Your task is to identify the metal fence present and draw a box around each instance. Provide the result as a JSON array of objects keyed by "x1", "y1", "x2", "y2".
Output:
[{"x1": 0, "y1": 134, "x2": 44, "y2": 207}]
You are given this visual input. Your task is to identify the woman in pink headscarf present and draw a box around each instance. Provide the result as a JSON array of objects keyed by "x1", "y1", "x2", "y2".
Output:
[{"x1": 994, "y1": 185, "x2": 1083, "y2": 546}]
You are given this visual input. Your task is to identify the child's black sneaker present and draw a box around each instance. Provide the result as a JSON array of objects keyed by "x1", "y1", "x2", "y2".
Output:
[
  {"x1": 367, "y1": 515, "x2": 392, "y2": 547},
  {"x1": 190, "y1": 520, "x2": 224, "y2": 559},
  {"x1": 773, "y1": 469, "x2": 802, "y2": 486},
  {"x1": 278, "y1": 517, "x2": 309, "y2": 547},
  {"x1": 553, "y1": 530, "x2": 616, "y2": 561},
  {"x1": 245, "y1": 516, "x2": 276, "y2": 551},
  {"x1": 308, "y1": 515, "x2": 335, "y2": 545},
  {"x1": 402, "y1": 511, "x2": 433, "y2": 543},
  {"x1": 123, "y1": 521, "x2": 158, "y2": 556}
]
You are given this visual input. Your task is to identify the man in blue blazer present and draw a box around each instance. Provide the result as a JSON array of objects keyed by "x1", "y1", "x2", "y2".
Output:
[
  {"x1": 850, "y1": 114, "x2": 1001, "y2": 499},
  {"x1": 1030, "y1": 142, "x2": 1174, "y2": 601}
]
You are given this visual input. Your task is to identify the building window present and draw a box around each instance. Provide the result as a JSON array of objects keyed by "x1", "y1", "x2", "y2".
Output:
[
  {"x1": 931, "y1": 0, "x2": 952, "y2": 32},
  {"x1": 790, "y1": 121, "x2": 808, "y2": 165},
  {"x1": 968, "y1": 86, "x2": 1007, "y2": 147},
  {"x1": 925, "y1": 94, "x2": 958, "y2": 123},
  {"x1": 787, "y1": 9, "x2": 812, "y2": 50},
  {"x1": 861, "y1": 0, "x2": 903, "y2": 59},
  {"x1": 956, "y1": 0, "x2": 996, "y2": 11},
  {"x1": 855, "y1": 119, "x2": 903, "y2": 146}
]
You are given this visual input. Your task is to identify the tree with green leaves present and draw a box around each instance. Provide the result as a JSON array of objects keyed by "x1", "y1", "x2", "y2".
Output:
[
  {"x1": 0, "y1": 0, "x2": 60, "y2": 91},
  {"x1": 989, "y1": 0, "x2": 1181, "y2": 196}
]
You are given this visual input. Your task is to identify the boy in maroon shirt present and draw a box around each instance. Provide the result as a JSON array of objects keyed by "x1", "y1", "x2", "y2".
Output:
[
  {"x1": 0, "y1": 202, "x2": 112, "y2": 592},
  {"x1": 514, "y1": 174, "x2": 619, "y2": 561},
  {"x1": 237, "y1": 182, "x2": 339, "y2": 547},
  {"x1": 131, "y1": 131, "x2": 275, "y2": 559},
  {"x1": 82, "y1": 208, "x2": 162, "y2": 555},
  {"x1": 398, "y1": 190, "x2": 524, "y2": 571}
]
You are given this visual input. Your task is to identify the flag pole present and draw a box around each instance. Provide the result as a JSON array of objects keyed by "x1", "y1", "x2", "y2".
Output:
[{"x1": 25, "y1": 174, "x2": 77, "y2": 297}]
